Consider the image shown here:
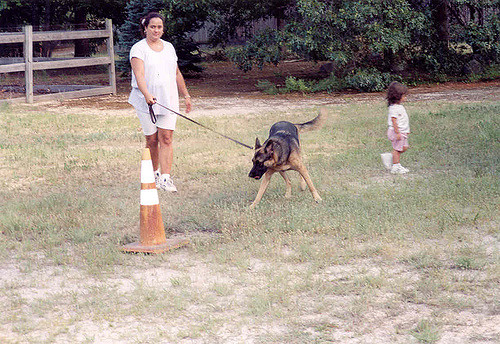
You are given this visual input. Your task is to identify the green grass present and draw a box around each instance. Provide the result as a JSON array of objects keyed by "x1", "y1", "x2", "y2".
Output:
[{"x1": 0, "y1": 100, "x2": 498, "y2": 343}]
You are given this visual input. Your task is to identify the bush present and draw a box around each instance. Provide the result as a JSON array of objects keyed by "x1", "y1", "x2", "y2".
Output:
[
  {"x1": 255, "y1": 80, "x2": 279, "y2": 95},
  {"x1": 312, "y1": 74, "x2": 344, "y2": 93},
  {"x1": 255, "y1": 68, "x2": 401, "y2": 95},
  {"x1": 283, "y1": 76, "x2": 313, "y2": 93},
  {"x1": 343, "y1": 68, "x2": 395, "y2": 92}
]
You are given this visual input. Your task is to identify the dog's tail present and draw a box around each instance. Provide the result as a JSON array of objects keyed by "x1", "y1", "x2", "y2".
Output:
[{"x1": 294, "y1": 107, "x2": 326, "y2": 132}]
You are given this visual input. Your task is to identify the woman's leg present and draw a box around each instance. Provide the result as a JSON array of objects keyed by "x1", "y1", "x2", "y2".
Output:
[
  {"x1": 158, "y1": 128, "x2": 174, "y2": 174},
  {"x1": 145, "y1": 133, "x2": 160, "y2": 171}
]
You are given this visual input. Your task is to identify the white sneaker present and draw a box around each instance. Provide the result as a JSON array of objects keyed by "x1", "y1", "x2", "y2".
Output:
[
  {"x1": 391, "y1": 164, "x2": 408, "y2": 175},
  {"x1": 381, "y1": 153, "x2": 393, "y2": 170},
  {"x1": 155, "y1": 170, "x2": 161, "y2": 188},
  {"x1": 158, "y1": 174, "x2": 177, "y2": 192}
]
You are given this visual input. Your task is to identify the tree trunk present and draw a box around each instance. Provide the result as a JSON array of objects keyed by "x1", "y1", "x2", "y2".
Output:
[
  {"x1": 431, "y1": 0, "x2": 450, "y2": 49},
  {"x1": 41, "y1": 0, "x2": 52, "y2": 57},
  {"x1": 74, "y1": 9, "x2": 90, "y2": 57}
]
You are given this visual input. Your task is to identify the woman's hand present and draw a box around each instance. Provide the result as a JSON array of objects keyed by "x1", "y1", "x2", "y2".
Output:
[
  {"x1": 145, "y1": 94, "x2": 156, "y2": 105},
  {"x1": 184, "y1": 96, "x2": 192, "y2": 113}
]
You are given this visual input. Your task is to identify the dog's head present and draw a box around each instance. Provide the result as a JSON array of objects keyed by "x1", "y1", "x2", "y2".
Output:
[{"x1": 248, "y1": 138, "x2": 277, "y2": 180}]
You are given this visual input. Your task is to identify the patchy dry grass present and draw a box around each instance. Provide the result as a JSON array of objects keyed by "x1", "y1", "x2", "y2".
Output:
[{"x1": 0, "y1": 99, "x2": 498, "y2": 343}]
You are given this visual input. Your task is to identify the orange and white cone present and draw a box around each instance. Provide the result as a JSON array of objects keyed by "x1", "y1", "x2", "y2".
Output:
[{"x1": 121, "y1": 148, "x2": 188, "y2": 254}]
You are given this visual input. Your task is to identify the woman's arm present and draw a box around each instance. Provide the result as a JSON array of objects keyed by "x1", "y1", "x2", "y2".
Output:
[
  {"x1": 176, "y1": 66, "x2": 192, "y2": 113},
  {"x1": 131, "y1": 57, "x2": 155, "y2": 105}
]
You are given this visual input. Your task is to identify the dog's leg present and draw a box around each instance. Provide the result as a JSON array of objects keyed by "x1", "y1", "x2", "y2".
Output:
[
  {"x1": 250, "y1": 170, "x2": 275, "y2": 209},
  {"x1": 279, "y1": 171, "x2": 292, "y2": 198},
  {"x1": 299, "y1": 175, "x2": 307, "y2": 191},
  {"x1": 296, "y1": 167, "x2": 322, "y2": 203}
]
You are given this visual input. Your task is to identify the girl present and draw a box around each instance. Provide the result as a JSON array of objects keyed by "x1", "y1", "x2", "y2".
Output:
[{"x1": 381, "y1": 81, "x2": 410, "y2": 174}]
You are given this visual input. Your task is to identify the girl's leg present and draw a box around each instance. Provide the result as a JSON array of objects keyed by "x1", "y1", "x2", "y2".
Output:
[{"x1": 392, "y1": 149, "x2": 401, "y2": 164}]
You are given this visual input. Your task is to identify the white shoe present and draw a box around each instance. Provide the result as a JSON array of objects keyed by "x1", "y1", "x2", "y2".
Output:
[
  {"x1": 391, "y1": 164, "x2": 408, "y2": 174},
  {"x1": 381, "y1": 153, "x2": 393, "y2": 170},
  {"x1": 155, "y1": 170, "x2": 161, "y2": 188},
  {"x1": 158, "y1": 174, "x2": 177, "y2": 192}
]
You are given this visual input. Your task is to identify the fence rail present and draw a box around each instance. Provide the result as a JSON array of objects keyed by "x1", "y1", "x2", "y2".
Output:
[{"x1": 0, "y1": 19, "x2": 116, "y2": 103}]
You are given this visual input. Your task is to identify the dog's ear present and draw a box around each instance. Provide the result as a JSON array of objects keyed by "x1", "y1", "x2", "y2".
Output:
[
  {"x1": 264, "y1": 141, "x2": 278, "y2": 167},
  {"x1": 255, "y1": 138, "x2": 261, "y2": 149},
  {"x1": 264, "y1": 139, "x2": 275, "y2": 154}
]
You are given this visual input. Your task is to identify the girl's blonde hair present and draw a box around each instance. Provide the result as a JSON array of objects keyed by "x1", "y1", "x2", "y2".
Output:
[{"x1": 386, "y1": 81, "x2": 408, "y2": 106}]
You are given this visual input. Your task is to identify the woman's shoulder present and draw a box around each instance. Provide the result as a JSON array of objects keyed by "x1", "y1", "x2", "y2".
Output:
[
  {"x1": 132, "y1": 39, "x2": 147, "y2": 48},
  {"x1": 160, "y1": 39, "x2": 175, "y2": 50},
  {"x1": 130, "y1": 39, "x2": 148, "y2": 52}
]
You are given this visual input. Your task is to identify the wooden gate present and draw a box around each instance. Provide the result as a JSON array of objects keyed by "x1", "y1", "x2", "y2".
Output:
[{"x1": 0, "y1": 19, "x2": 116, "y2": 103}]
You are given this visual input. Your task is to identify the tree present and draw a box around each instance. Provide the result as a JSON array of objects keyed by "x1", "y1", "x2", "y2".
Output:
[
  {"x1": 229, "y1": 0, "x2": 426, "y2": 73},
  {"x1": 0, "y1": 0, "x2": 127, "y2": 56},
  {"x1": 226, "y1": 0, "x2": 500, "y2": 78},
  {"x1": 432, "y1": 0, "x2": 450, "y2": 47},
  {"x1": 206, "y1": 0, "x2": 291, "y2": 46}
]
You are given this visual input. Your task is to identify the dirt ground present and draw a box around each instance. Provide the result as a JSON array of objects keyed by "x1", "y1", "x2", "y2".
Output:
[
  {"x1": 71, "y1": 61, "x2": 500, "y2": 110},
  {"x1": 2, "y1": 61, "x2": 499, "y2": 112}
]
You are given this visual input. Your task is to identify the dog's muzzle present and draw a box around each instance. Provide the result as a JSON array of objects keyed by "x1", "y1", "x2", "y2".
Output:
[{"x1": 249, "y1": 169, "x2": 264, "y2": 180}]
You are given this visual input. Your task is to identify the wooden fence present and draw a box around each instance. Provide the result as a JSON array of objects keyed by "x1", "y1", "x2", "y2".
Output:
[{"x1": 0, "y1": 19, "x2": 116, "y2": 103}]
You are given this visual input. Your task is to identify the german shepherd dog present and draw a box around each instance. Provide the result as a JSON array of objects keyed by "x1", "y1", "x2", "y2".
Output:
[{"x1": 248, "y1": 109, "x2": 325, "y2": 209}]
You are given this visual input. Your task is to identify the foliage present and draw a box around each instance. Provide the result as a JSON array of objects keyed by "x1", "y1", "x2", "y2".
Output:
[
  {"x1": 0, "y1": 0, "x2": 127, "y2": 30},
  {"x1": 206, "y1": 0, "x2": 291, "y2": 46},
  {"x1": 226, "y1": 29, "x2": 283, "y2": 72},
  {"x1": 1, "y1": 0, "x2": 499, "y2": 89},
  {"x1": 225, "y1": 0, "x2": 500, "y2": 88},
  {"x1": 257, "y1": 68, "x2": 397, "y2": 94},
  {"x1": 449, "y1": 0, "x2": 500, "y2": 64},
  {"x1": 230, "y1": 0, "x2": 426, "y2": 73},
  {"x1": 0, "y1": 0, "x2": 127, "y2": 57},
  {"x1": 343, "y1": 68, "x2": 395, "y2": 92},
  {"x1": 255, "y1": 79, "x2": 279, "y2": 94}
]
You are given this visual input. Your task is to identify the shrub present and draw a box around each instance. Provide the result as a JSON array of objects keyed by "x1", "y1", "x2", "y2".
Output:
[
  {"x1": 312, "y1": 74, "x2": 344, "y2": 93},
  {"x1": 343, "y1": 68, "x2": 395, "y2": 92},
  {"x1": 255, "y1": 79, "x2": 279, "y2": 95},
  {"x1": 283, "y1": 76, "x2": 313, "y2": 93}
]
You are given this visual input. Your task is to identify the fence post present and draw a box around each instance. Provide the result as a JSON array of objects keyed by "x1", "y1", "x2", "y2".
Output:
[
  {"x1": 24, "y1": 25, "x2": 33, "y2": 103},
  {"x1": 106, "y1": 19, "x2": 117, "y2": 95}
]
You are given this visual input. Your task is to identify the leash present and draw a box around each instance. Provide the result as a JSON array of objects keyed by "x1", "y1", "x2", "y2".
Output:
[{"x1": 148, "y1": 101, "x2": 253, "y2": 150}]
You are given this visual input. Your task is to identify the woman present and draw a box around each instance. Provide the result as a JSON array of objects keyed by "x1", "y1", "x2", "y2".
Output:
[{"x1": 128, "y1": 12, "x2": 192, "y2": 192}]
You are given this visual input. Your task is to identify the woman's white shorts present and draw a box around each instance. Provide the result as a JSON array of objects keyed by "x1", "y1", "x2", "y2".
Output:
[{"x1": 137, "y1": 110, "x2": 177, "y2": 136}]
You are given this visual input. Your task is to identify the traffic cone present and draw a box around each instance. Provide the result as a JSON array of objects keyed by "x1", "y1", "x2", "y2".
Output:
[{"x1": 121, "y1": 148, "x2": 188, "y2": 254}]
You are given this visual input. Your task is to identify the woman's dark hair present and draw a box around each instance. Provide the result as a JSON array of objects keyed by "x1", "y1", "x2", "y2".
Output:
[
  {"x1": 386, "y1": 81, "x2": 408, "y2": 106},
  {"x1": 139, "y1": 12, "x2": 165, "y2": 38}
]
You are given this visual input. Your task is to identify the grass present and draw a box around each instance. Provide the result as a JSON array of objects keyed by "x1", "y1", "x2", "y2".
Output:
[{"x1": 0, "y1": 99, "x2": 498, "y2": 343}]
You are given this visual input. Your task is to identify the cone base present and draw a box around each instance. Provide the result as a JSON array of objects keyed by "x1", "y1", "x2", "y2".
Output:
[{"x1": 121, "y1": 237, "x2": 189, "y2": 254}]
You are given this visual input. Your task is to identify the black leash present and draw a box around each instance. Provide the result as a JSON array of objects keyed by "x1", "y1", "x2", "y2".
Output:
[{"x1": 148, "y1": 101, "x2": 253, "y2": 150}]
